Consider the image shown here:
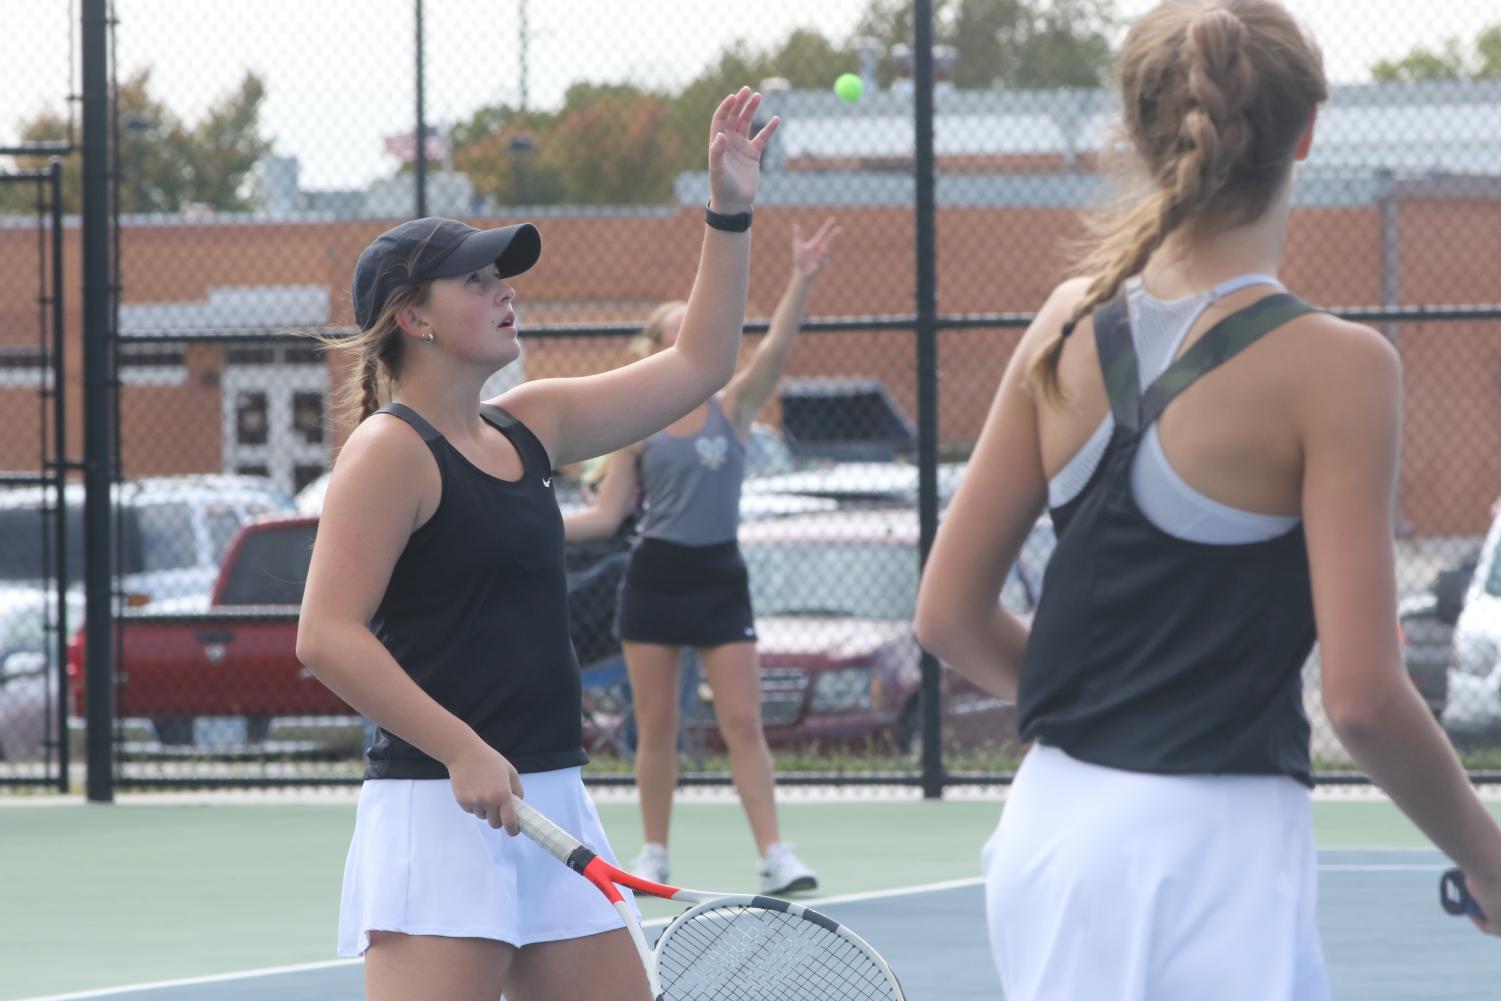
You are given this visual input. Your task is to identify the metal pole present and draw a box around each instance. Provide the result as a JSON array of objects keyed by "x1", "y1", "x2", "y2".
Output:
[
  {"x1": 1377, "y1": 169, "x2": 1399, "y2": 345},
  {"x1": 81, "y1": 0, "x2": 115, "y2": 803},
  {"x1": 913, "y1": 0, "x2": 943, "y2": 800},
  {"x1": 414, "y1": 0, "x2": 428, "y2": 219},
  {"x1": 50, "y1": 158, "x2": 70, "y2": 793},
  {"x1": 518, "y1": 0, "x2": 530, "y2": 112}
]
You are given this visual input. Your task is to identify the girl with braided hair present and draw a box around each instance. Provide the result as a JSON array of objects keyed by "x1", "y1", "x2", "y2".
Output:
[{"x1": 916, "y1": 2, "x2": 1501, "y2": 998}]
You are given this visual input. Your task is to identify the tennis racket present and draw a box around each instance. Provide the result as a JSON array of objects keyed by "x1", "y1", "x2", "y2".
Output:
[
  {"x1": 514, "y1": 798, "x2": 905, "y2": 1000},
  {"x1": 1441, "y1": 867, "x2": 1486, "y2": 920}
]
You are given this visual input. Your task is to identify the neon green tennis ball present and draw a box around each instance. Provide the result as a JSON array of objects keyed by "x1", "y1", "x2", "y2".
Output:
[{"x1": 834, "y1": 72, "x2": 863, "y2": 102}]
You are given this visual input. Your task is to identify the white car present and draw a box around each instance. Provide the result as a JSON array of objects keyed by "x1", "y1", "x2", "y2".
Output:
[
  {"x1": 0, "y1": 475, "x2": 294, "y2": 607},
  {"x1": 1445, "y1": 513, "x2": 1501, "y2": 737},
  {"x1": 295, "y1": 423, "x2": 834, "y2": 521},
  {"x1": 741, "y1": 460, "x2": 968, "y2": 509},
  {"x1": 0, "y1": 587, "x2": 84, "y2": 762}
]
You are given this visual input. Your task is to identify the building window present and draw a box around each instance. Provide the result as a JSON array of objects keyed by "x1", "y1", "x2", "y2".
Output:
[
  {"x1": 236, "y1": 391, "x2": 269, "y2": 446},
  {"x1": 293, "y1": 391, "x2": 325, "y2": 445},
  {"x1": 118, "y1": 342, "x2": 188, "y2": 386}
]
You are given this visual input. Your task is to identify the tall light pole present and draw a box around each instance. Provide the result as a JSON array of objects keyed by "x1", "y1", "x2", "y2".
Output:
[
  {"x1": 518, "y1": 0, "x2": 530, "y2": 112},
  {"x1": 414, "y1": 0, "x2": 428, "y2": 218}
]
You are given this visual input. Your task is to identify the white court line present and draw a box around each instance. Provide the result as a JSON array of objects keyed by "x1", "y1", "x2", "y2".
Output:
[
  {"x1": 10, "y1": 877, "x2": 988, "y2": 1001},
  {"x1": 12, "y1": 864, "x2": 1458, "y2": 1001},
  {"x1": 10, "y1": 959, "x2": 362, "y2": 1001},
  {"x1": 1319, "y1": 845, "x2": 1449, "y2": 853},
  {"x1": 1320, "y1": 863, "x2": 1450, "y2": 872}
]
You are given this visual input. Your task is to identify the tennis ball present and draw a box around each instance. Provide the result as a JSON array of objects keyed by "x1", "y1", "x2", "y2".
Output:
[{"x1": 834, "y1": 72, "x2": 864, "y2": 103}]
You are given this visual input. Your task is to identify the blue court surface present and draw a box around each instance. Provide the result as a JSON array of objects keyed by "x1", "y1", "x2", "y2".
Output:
[{"x1": 15, "y1": 849, "x2": 1497, "y2": 1001}]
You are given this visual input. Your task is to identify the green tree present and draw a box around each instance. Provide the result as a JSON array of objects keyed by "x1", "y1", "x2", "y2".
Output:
[
  {"x1": 542, "y1": 83, "x2": 682, "y2": 204},
  {"x1": 662, "y1": 27, "x2": 855, "y2": 192},
  {"x1": 448, "y1": 1, "x2": 1118, "y2": 208},
  {"x1": 1480, "y1": 25, "x2": 1501, "y2": 77},
  {"x1": 1, "y1": 67, "x2": 272, "y2": 216},
  {"x1": 456, "y1": 28, "x2": 853, "y2": 208},
  {"x1": 451, "y1": 105, "x2": 567, "y2": 207},
  {"x1": 453, "y1": 84, "x2": 680, "y2": 206},
  {"x1": 857, "y1": 0, "x2": 1116, "y2": 89},
  {"x1": 1371, "y1": 24, "x2": 1501, "y2": 81}
]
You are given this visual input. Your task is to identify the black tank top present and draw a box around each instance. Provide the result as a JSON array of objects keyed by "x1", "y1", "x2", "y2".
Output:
[
  {"x1": 1018, "y1": 292, "x2": 1320, "y2": 785},
  {"x1": 364, "y1": 402, "x2": 587, "y2": 779}
]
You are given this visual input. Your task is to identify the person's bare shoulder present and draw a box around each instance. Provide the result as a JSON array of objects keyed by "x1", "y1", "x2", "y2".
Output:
[
  {"x1": 1289, "y1": 312, "x2": 1400, "y2": 387},
  {"x1": 322, "y1": 413, "x2": 437, "y2": 525},
  {"x1": 1024, "y1": 277, "x2": 1093, "y2": 346},
  {"x1": 1284, "y1": 312, "x2": 1401, "y2": 425},
  {"x1": 334, "y1": 411, "x2": 432, "y2": 473}
]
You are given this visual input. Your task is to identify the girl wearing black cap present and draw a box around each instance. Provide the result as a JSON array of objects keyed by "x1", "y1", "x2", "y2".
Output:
[
  {"x1": 562, "y1": 218, "x2": 840, "y2": 896},
  {"x1": 915, "y1": 2, "x2": 1501, "y2": 999},
  {"x1": 296, "y1": 88, "x2": 778, "y2": 1001}
]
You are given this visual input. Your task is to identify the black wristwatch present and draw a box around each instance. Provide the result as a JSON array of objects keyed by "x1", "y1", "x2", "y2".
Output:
[{"x1": 704, "y1": 202, "x2": 753, "y2": 232}]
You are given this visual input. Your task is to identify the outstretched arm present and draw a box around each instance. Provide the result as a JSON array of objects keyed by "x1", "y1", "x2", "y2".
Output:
[
  {"x1": 562, "y1": 449, "x2": 640, "y2": 542},
  {"x1": 499, "y1": 88, "x2": 781, "y2": 468},
  {"x1": 724, "y1": 218, "x2": 841, "y2": 436}
]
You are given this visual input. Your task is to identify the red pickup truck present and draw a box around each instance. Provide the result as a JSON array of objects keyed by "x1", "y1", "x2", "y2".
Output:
[
  {"x1": 68, "y1": 515, "x2": 347, "y2": 744},
  {"x1": 67, "y1": 514, "x2": 629, "y2": 747}
]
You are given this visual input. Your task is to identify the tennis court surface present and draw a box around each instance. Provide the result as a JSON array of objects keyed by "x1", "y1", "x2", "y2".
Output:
[{"x1": 3, "y1": 796, "x2": 1497, "y2": 1000}]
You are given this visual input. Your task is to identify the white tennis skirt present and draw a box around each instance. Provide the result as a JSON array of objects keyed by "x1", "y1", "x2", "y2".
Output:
[
  {"x1": 983, "y1": 743, "x2": 1329, "y2": 1001},
  {"x1": 337, "y1": 766, "x2": 636, "y2": 956}
]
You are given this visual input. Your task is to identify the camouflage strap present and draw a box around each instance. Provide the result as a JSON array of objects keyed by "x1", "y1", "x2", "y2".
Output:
[
  {"x1": 1092, "y1": 291, "x2": 1142, "y2": 430},
  {"x1": 1138, "y1": 293, "x2": 1317, "y2": 428}
]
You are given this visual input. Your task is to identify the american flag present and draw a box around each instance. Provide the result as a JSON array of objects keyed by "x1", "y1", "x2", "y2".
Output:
[{"x1": 382, "y1": 127, "x2": 448, "y2": 163}]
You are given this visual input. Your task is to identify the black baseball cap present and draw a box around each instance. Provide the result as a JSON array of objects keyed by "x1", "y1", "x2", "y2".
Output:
[{"x1": 352, "y1": 217, "x2": 542, "y2": 329}]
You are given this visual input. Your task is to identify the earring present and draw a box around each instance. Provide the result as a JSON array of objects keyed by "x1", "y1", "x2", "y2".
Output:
[{"x1": 423, "y1": 330, "x2": 435, "y2": 344}]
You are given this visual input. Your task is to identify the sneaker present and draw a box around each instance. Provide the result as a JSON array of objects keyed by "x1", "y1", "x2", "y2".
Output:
[
  {"x1": 757, "y1": 842, "x2": 818, "y2": 894},
  {"x1": 629, "y1": 842, "x2": 670, "y2": 884}
]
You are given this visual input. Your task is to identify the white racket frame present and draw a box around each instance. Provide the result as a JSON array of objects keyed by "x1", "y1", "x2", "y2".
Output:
[{"x1": 515, "y1": 798, "x2": 905, "y2": 1000}]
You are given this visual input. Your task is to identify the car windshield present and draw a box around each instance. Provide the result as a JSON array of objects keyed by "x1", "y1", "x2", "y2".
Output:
[
  {"x1": 744, "y1": 519, "x2": 1055, "y2": 623},
  {"x1": 217, "y1": 522, "x2": 318, "y2": 605},
  {"x1": 743, "y1": 541, "x2": 917, "y2": 620},
  {"x1": 0, "y1": 507, "x2": 84, "y2": 582}
]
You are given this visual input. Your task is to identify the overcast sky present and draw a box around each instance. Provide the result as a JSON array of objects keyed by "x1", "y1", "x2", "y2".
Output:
[{"x1": 4, "y1": 1, "x2": 1496, "y2": 189}]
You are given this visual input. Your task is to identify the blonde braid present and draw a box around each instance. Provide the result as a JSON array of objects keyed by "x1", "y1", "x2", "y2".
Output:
[{"x1": 1029, "y1": 1, "x2": 1313, "y2": 404}]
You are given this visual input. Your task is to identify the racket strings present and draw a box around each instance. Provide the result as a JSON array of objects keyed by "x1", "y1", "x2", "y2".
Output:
[{"x1": 656, "y1": 904, "x2": 899, "y2": 1000}]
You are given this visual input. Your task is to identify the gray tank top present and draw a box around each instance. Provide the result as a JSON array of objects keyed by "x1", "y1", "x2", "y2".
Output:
[{"x1": 637, "y1": 395, "x2": 745, "y2": 545}]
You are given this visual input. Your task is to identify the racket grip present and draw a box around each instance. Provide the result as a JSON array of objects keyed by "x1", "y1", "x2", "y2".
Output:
[
  {"x1": 1441, "y1": 868, "x2": 1486, "y2": 920},
  {"x1": 514, "y1": 798, "x2": 587, "y2": 864}
]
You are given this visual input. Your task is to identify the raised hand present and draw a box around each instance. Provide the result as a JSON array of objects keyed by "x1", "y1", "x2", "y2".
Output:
[
  {"x1": 708, "y1": 86, "x2": 781, "y2": 214},
  {"x1": 791, "y1": 217, "x2": 842, "y2": 278}
]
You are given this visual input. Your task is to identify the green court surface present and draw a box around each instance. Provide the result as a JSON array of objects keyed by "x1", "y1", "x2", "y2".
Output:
[{"x1": 0, "y1": 794, "x2": 1495, "y2": 1000}]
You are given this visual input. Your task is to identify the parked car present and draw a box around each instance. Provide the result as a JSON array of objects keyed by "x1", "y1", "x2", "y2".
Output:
[
  {"x1": 0, "y1": 587, "x2": 84, "y2": 761},
  {"x1": 69, "y1": 513, "x2": 659, "y2": 750},
  {"x1": 1446, "y1": 513, "x2": 1501, "y2": 737},
  {"x1": 739, "y1": 460, "x2": 968, "y2": 511},
  {"x1": 295, "y1": 420, "x2": 834, "y2": 525},
  {"x1": 67, "y1": 514, "x2": 335, "y2": 744},
  {"x1": 0, "y1": 475, "x2": 295, "y2": 607},
  {"x1": 1397, "y1": 549, "x2": 1475, "y2": 719},
  {"x1": 666, "y1": 508, "x2": 1055, "y2": 754}
]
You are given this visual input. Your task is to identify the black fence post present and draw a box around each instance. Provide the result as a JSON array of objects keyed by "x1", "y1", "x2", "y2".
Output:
[
  {"x1": 50, "y1": 158, "x2": 70, "y2": 794},
  {"x1": 414, "y1": 0, "x2": 428, "y2": 219},
  {"x1": 81, "y1": 0, "x2": 115, "y2": 803},
  {"x1": 913, "y1": 0, "x2": 943, "y2": 800}
]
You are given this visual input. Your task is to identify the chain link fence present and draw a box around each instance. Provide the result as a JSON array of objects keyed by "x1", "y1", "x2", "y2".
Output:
[{"x1": 2, "y1": 1, "x2": 1500, "y2": 789}]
